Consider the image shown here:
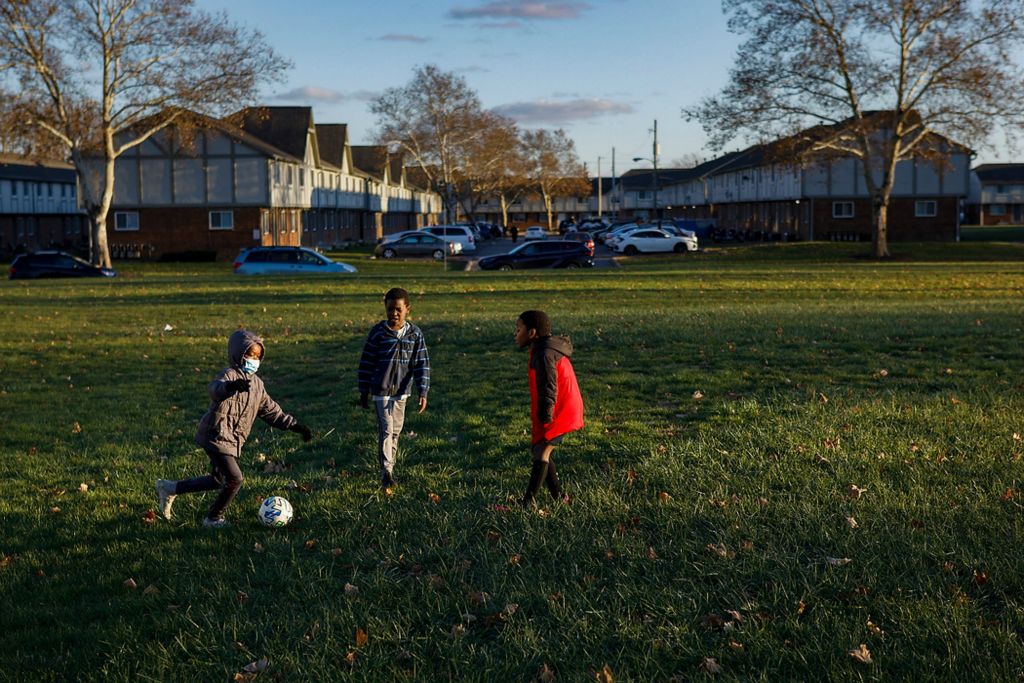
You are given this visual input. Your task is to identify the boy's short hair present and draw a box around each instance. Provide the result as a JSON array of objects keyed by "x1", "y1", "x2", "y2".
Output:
[
  {"x1": 384, "y1": 287, "x2": 410, "y2": 305},
  {"x1": 518, "y1": 310, "x2": 551, "y2": 337}
]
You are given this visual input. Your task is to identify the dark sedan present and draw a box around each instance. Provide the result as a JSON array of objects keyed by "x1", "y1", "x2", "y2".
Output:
[
  {"x1": 478, "y1": 240, "x2": 594, "y2": 271},
  {"x1": 9, "y1": 251, "x2": 116, "y2": 279}
]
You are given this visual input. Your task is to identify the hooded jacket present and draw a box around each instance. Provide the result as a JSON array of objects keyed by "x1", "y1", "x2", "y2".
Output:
[
  {"x1": 195, "y1": 329, "x2": 297, "y2": 456},
  {"x1": 528, "y1": 335, "x2": 584, "y2": 445}
]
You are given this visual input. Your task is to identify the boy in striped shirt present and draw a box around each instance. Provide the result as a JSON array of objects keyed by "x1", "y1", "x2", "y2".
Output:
[{"x1": 358, "y1": 287, "x2": 430, "y2": 488}]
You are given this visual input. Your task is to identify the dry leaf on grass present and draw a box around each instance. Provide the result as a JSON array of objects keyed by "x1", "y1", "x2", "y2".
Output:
[
  {"x1": 234, "y1": 657, "x2": 269, "y2": 682},
  {"x1": 252, "y1": 542, "x2": 264, "y2": 553},
  {"x1": 123, "y1": 577, "x2": 137, "y2": 590},
  {"x1": 72, "y1": 422, "x2": 82, "y2": 434},
  {"x1": 658, "y1": 491, "x2": 672, "y2": 503},
  {"x1": 143, "y1": 584, "x2": 160, "y2": 596},
  {"x1": 825, "y1": 557, "x2": 852, "y2": 567},
  {"x1": 692, "y1": 390, "x2": 704, "y2": 400},
  {"x1": 428, "y1": 492, "x2": 441, "y2": 504},
  {"x1": 536, "y1": 663, "x2": 556, "y2": 682},
  {"x1": 866, "y1": 618, "x2": 884, "y2": 635},
  {"x1": 848, "y1": 644, "x2": 872, "y2": 664},
  {"x1": 142, "y1": 510, "x2": 157, "y2": 525},
  {"x1": 707, "y1": 542, "x2": 732, "y2": 559},
  {"x1": 595, "y1": 664, "x2": 614, "y2": 682},
  {"x1": 78, "y1": 483, "x2": 89, "y2": 493},
  {"x1": 699, "y1": 657, "x2": 722, "y2": 675},
  {"x1": 845, "y1": 484, "x2": 867, "y2": 499},
  {"x1": 355, "y1": 627, "x2": 368, "y2": 647},
  {"x1": 450, "y1": 623, "x2": 466, "y2": 638},
  {"x1": 344, "y1": 583, "x2": 359, "y2": 597},
  {"x1": 846, "y1": 516, "x2": 859, "y2": 529}
]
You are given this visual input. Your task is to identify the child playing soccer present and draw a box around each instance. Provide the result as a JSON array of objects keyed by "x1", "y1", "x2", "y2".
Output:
[
  {"x1": 358, "y1": 287, "x2": 430, "y2": 488},
  {"x1": 156, "y1": 329, "x2": 312, "y2": 527},
  {"x1": 514, "y1": 310, "x2": 584, "y2": 507}
]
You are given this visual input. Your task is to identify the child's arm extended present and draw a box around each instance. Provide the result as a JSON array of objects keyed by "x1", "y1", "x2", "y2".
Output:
[
  {"x1": 534, "y1": 349, "x2": 559, "y2": 424},
  {"x1": 258, "y1": 393, "x2": 312, "y2": 441},
  {"x1": 208, "y1": 372, "x2": 248, "y2": 401}
]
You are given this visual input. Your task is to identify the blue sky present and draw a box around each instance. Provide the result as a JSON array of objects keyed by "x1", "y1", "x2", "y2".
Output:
[
  {"x1": 196, "y1": 0, "x2": 741, "y2": 173},
  {"x1": 195, "y1": 0, "x2": 1009, "y2": 170}
]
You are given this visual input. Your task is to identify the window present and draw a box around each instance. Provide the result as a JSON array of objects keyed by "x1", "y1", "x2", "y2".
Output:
[
  {"x1": 832, "y1": 201, "x2": 854, "y2": 218},
  {"x1": 274, "y1": 165, "x2": 281, "y2": 184},
  {"x1": 287, "y1": 166, "x2": 293, "y2": 184},
  {"x1": 990, "y1": 204, "x2": 1006, "y2": 216},
  {"x1": 11, "y1": 181, "x2": 18, "y2": 197},
  {"x1": 115, "y1": 211, "x2": 139, "y2": 231},
  {"x1": 36, "y1": 183, "x2": 43, "y2": 196},
  {"x1": 209, "y1": 210, "x2": 234, "y2": 230},
  {"x1": 637, "y1": 190, "x2": 652, "y2": 200},
  {"x1": 915, "y1": 200, "x2": 937, "y2": 217},
  {"x1": 243, "y1": 250, "x2": 270, "y2": 263},
  {"x1": 299, "y1": 168, "x2": 305, "y2": 187},
  {"x1": 48, "y1": 184, "x2": 54, "y2": 197}
]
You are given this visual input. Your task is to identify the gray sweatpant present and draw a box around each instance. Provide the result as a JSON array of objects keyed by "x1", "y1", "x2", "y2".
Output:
[{"x1": 374, "y1": 395, "x2": 407, "y2": 480}]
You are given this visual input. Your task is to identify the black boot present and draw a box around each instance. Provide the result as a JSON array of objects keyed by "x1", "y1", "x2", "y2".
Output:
[
  {"x1": 522, "y1": 460, "x2": 549, "y2": 506},
  {"x1": 544, "y1": 458, "x2": 563, "y2": 500}
]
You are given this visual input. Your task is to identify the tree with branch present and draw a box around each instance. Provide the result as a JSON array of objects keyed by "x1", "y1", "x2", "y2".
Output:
[
  {"x1": 521, "y1": 128, "x2": 589, "y2": 231},
  {"x1": 686, "y1": 0, "x2": 1024, "y2": 257},
  {"x1": 372, "y1": 65, "x2": 493, "y2": 224},
  {"x1": 0, "y1": 0, "x2": 289, "y2": 266},
  {"x1": 456, "y1": 112, "x2": 525, "y2": 225}
]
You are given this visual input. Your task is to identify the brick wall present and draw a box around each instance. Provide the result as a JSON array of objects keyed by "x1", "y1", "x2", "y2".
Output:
[
  {"x1": 811, "y1": 197, "x2": 956, "y2": 241},
  {"x1": 106, "y1": 207, "x2": 301, "y2": 260}
]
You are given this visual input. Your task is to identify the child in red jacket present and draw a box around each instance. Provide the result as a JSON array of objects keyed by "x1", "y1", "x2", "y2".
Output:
[{"x1": 514, "y1": 310, "x2": 584, "y2": 506}]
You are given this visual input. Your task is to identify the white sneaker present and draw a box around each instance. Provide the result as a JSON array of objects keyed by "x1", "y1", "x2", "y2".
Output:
[
  {"x1": 202, "y1": 517, "x2": 229, "y2": 529},
  {"x1": 156, "y1": 479, "x2": 176, "y2": 520}
]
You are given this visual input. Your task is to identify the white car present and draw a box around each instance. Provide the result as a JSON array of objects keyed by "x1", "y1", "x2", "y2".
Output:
[
  {"x1": 603, "y1": 224, "x2": 643, "y2": 247},
  {"x1": 613, "y1": 228, "x2": 697, "y2": 254},
  {"x1": 422, "y1": 225, "x2": 477, "y2": 253},
  {"x1": 524, "y1": 226, "x2": 547, "y2": 240}
]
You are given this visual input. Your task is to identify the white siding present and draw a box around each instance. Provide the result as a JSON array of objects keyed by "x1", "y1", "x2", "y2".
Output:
[
  {"x1": 235, "y1": 158, "x2": 267, "y2": 203},
  {"x1": 114, "y1": 162, "x2": 139, "y2": 204},
  {"x1": 141, "y1": 159, "x2": 172, "y2": 204},
  {"x1": 915, "y1": 160, "x2": 941, "y2": 194},
  {"x1": 831, "y1": 158, "x2": 857, "y2": 195},
  {"x1": 206, "y1": 158, "x2": 233, "y2": 203},
  {"x1": 174, "y1": 158, "x2": 205, "y2": 203}
]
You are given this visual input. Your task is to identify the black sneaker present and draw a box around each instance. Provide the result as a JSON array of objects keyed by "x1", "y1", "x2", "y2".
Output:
[{"x1": 381, "y1": 472, "x2": 396, "y2": 488}]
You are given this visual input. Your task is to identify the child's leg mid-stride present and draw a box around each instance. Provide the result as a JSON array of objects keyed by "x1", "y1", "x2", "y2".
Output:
[
  {"x1": 375, "y1": 396, "x2": 407, "y2": 486},
  {"x1": 159, "y1": 449, "x2": 244, "y2": 524}
]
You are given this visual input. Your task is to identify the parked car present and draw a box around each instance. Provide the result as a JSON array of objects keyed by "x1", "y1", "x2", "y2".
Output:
[
  {"x1": 9, "y1": 251, "x2": 116, "y2": 279},
  {"x1": 603, "y1": 224, "x2": 644, "y2": 248},
  {"x1": 612, "y1": 228, "x2": 698, "y2": 255},
  {"x1": 562, "y1": 230, "x2": 595, "y2": 256},
  {"x1": 524, "y1": 225, "x2": 547, "y2": 240},
  {"x1": 375, "y1": 232, "x2": 461, "y2": 260},
  {"x1": 422, "y1": 225, "x2": 477, "y2": 253},
  {"x1": 478, "y1": 240, "x2": 594, "y2": 271},
  {"x1": 234, "y1": 246, "x2": 357, "y2": 275}
]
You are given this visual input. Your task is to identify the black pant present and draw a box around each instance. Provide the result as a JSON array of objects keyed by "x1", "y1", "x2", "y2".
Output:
[{"x1": 174, "y1": 448, "x2": 244, "y2": 520}]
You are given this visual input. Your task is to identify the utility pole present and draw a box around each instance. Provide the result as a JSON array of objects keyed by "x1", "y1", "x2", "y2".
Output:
[
  {"x1": 652, "y1": 119, "x2": 659, "y2": 221},
  {"x1": 611, "y1": 147, "x2": 617, "y2": 219},
  {"x1": 597, "y1": 156, "x2": 603, "y2": 218}
]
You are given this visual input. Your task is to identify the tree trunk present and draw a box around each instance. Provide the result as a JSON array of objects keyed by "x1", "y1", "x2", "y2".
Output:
[
  {"x1": 871, "y1": 194, "x2": 890, "y2": 258},
  {"x1": 500, "y1": 195, "x2": 509, "y2": 228},
  {"x1": 544, "y1": 193, "x2": 554, "y2": 231}
]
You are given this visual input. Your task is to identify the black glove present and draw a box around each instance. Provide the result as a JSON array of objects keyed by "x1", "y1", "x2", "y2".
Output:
[
  {"x1": 360, "y1": 392, "x2": 369, "y2": 410},
  {"x1": 227, "y1": 378, "x2": 250, "y2": 393},
  {"x1": 290, "y1": 423, "x2": 312, "y2": 442}
]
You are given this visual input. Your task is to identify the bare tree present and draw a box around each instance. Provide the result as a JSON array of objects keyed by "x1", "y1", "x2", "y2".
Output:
[
  {"x1": 521, "y1": 128, "x2": 590, "y2": 231},
  {"x1": 686, "y1": 0, "x2": 1024, "y2": 257},
  {"x1": 0, "y1": 0, "x2": 289, "y2": 266},
  {"x1": 372, "y1": 65, "x2": 492, "y2": 223},
  {"x1": 456, "y1": 112, "x2": 524, "y2": 224}
]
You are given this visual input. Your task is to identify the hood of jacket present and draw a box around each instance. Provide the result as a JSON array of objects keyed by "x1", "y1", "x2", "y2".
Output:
[
  {"x1": 533, "y1": 334, "x2": 573, "y2": 358},
  {"x1": 228, "y1": 329, "x2": 264, "y2": 369}
]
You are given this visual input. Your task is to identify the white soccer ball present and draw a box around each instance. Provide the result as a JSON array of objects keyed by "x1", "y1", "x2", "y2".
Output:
[{"x1": 258, "y1": 496, "x2": 293, "y2": 527}]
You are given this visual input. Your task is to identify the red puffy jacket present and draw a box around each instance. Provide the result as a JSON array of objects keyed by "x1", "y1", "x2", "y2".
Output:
[{"x1": 528, "y1": 335, "x2": 584, "y2": 445}]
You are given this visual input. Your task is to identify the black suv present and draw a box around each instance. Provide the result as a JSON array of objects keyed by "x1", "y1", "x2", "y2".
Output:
[
  {"x1": 9, "y1": 251, "x2": 116, "y2": 279},
  {"x1": 478, "y1": 240, "x2": 594, "y2": 271}
]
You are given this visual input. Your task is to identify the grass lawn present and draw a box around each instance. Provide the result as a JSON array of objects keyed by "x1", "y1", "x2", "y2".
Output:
[{"x1": 2, "y1": 242, "x2": 1023, "y2": 681}]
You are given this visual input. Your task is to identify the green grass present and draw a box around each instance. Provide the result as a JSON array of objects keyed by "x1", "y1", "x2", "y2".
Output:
[
  {"x1": 960, "y1": 225, "x2": 1024, "y2": 242},
  {"x1": 2, "y1": 242, "x2": 1023, "y2": 681}
]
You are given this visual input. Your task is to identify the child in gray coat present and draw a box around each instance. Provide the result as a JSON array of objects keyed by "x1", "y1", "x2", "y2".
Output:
[{"x1": 156, "y1": 329, "x2": 311, "y2": 527}]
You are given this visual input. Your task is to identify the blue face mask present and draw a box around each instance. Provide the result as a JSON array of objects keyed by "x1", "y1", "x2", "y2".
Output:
[{"x1": 242, "y1": 357, "x2": 260, "y2": 374}]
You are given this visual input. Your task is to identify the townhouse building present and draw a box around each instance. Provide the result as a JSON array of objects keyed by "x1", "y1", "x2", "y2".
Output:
[
  {"x1": 969, "y1": 164, "x2": 1024, "y2": 225},
  {"x1": 0, "y1": 155, "x2": 88, "y2": 259},
  {"x1": 100, "y1": 106, "x2": 441, "y2": 260}
]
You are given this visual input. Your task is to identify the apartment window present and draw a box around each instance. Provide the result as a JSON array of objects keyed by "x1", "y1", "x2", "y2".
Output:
[
  {"x1": 274, "y1": 164, "x2": 281, "y2": 184},
  {"x1": 261, "y1": 211, "x2": 270, "y2": 235},
  {"x1": 36, "y1": 183, "x2": 43, "y2": 196},
  {"x1": 299, "y1": 168, "x2": 305, "y2": 187},
  {"x1": 287, "y1": 166, "x2": 293, "y2": 184},
  {"x1": 832, "y1": 201, "x2": 854, "y2": 218},
  {"x1": 990, "y1": 204, "x2": 1006, "y2": 215},
  {"x1": 11, "y1": 181, "x2": 18, "y2": 197},
  {"x1": 638, "y1": 190, "x2": 652, "y2": 200},
  {"x1": 915, "y1": 200, "x2": 937, "y2": 217},
  {"x1": 47, "y1": 184, "x2": 54, "y2": 197},
  {"x1": 209, "y1": 210, "x2": 234, "y2": 230},
  {"x1": 114, "y1": 211, "x2": 139, "y2": 231}
]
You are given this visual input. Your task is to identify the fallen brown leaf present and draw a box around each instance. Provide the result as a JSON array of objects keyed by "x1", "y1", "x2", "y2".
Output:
[
  {"x1": 428, "y1": 492, "x2": 441, "y2": 504},
  {"x1": 825, "y1": 557, "x2": 852, "y2": 567},
  {"x1": 846, "y1": 516, "x2": 859, "y2": 529},
  {"x1": 595, "y1": 664, "x2": 614, "y2": 682},
  {"x1": 848, "y1": 643, "x2": 872, "y2": 664},
  {"x1": 344, "y1": 583, "x2": 359, "y2": 597},
  {"x1": 537, "y1": 662, "x2": 556, "y2": 682},
  {"x1": 355, "y1": 627, "x2": 368, "y2": 647},
  {"x1": 123, "y1": 577, "x2": 137, "y2": 590},
  {"x1": 142, "y1": 510, "x2": 157, "y2": 525},
  {"x1": 845, "y1": 484, "x2": 867, "y2": 499},
  {"x1": 143, "y1": 584, "x2": 160, "y2": 596},
  {"x1": 699, "y1": 657, "x2": 722, "y2": 675}
]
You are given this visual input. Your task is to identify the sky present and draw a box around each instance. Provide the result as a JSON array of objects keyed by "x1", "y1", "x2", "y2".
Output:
[{"x1": 195, "y1": 0, "x2": 1010, "y2": 171}]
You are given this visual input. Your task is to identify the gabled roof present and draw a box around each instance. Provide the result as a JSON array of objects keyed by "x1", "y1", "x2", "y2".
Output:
[
  {"x1": 315, "y1": 124, "x2": 349, "y2": 170},
  {"x1": 350, "y1": 145, "x2": 389, "y2": 182},
  {"x1": 388, "y1": 152, "x2": 406, "y2": 188},
  {"x1": 973, "y1": 164, "x2": 1024, "y2": 183},
  {"x1": 589, "y1": 177, "x2": 614, "y2": 194},
  {"x1": 619, "y1": 167, "x2": 700, "y2": 190},
  {"x1": 404, "y1": 165, "x2": 434, "y2": 191},
  {"x1": 0, "y1": 155, "x2": 75, "y2": 183},
  {"x1": 231, "y1": 106, "x2": 314, "y2": 162}
]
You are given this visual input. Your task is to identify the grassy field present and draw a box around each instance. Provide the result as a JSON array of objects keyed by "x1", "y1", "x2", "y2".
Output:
[{"x1": 2, "y1": 242, "x2": 1024, "y2": 681}]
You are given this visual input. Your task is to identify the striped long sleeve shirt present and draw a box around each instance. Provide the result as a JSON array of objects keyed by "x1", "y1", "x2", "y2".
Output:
[{"x1": 357, "y1": 321, "x2": 430, "y2": 397}]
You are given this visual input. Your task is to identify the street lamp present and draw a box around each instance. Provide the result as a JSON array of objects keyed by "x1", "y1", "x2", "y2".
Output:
[{"x1": 633, "y1": 155, "x2": 659, "y2": 221}]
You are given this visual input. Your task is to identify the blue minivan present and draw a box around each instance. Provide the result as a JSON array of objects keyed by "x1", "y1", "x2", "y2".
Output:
[{"x1": 234, "y1": 247, "x2": 357, "y2": 275}]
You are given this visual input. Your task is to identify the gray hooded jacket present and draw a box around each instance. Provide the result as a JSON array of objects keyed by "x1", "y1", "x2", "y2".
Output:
[{"x1": 195, "y1": 329, "x2": 297, "y2": 457}]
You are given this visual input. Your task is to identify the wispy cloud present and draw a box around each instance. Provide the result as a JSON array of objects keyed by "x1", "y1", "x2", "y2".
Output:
[
  {"x1": 271, "y1": 86, "x2": 379, "y2": 103},
  {"x1": 449, "y1": 1, "x2": 591, "y2": 21},
  {"x1": 456, "y1": 65, "x2": 491, "y2": 73},
  {"x1": 478, "y1": 20, "x2": 523, "y2": 29},
  {"x1": 491, "y1": 97, "x2": 633, "y2": 124},
  {"x1": 375, "y1": 33, "x2": 430, "y2": 43}
]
